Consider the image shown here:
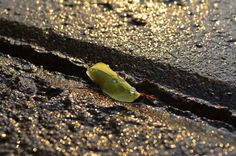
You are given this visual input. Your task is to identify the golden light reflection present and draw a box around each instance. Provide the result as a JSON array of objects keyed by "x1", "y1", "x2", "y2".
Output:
[
  {"x1": 37, "y1": 0, "x2": 213, "y2": 62},
  {"x1": 0, "y1": 0, "x2": 235, "y2": 155}
]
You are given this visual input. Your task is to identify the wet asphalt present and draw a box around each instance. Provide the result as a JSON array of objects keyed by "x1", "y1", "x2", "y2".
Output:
[{"x1": 0, "y1": 0, "x2": 236, "y2": 155}]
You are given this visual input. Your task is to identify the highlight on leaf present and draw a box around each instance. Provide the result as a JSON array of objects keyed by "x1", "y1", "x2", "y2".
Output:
[{"x1": 86, "y1": 62, "x2": 140, "y2": 102}]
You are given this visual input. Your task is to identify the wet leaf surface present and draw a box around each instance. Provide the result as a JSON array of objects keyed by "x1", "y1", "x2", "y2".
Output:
[{"x1": 86, "y1": 62, "x2": 140, "y2": 102}]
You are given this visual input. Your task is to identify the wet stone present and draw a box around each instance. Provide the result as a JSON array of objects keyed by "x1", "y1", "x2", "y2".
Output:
[{"x1": 17, "y1": 77, "x2": 37, "y2": 96}]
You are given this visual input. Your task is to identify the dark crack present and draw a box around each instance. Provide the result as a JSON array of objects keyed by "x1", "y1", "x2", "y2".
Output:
[
  {"x1": 0, "y1": 36, "x2": 235, "y2": 130},
  {"x1": 0, "y1": 19, "x2": 235, "y2": 110}
]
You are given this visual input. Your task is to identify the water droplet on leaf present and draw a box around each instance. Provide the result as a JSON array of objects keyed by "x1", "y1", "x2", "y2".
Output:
[{"x1": 129, "y1": 88, "x2": 136, "y2": 95}]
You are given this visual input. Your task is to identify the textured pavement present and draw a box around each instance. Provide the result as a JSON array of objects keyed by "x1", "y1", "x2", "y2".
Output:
[
  {"x1": 0, "y1": 0, "x2": 236, "y2": 108},
  {"x1": 0, "y1": 53, "x2": 236, "y2": 155},
  {"x1": 0, "y1": 0, "x2": 236, "y2": 155}
]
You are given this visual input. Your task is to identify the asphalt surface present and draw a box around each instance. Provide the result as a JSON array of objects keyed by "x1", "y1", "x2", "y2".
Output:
[
  {"x1": 0, "y1": 0, "x2": 235, "y2": 108},
  {"x1": 0, "y1": 53, "x2": 236, "y2": 155},
  {"x1": 0, "y1": 0, "x2": 236, "y2": 155}
]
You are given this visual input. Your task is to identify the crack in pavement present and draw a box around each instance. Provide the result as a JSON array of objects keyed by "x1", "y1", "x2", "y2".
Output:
[{"x1": 0, "y1": 36, "x2": 235, "y2": 130}]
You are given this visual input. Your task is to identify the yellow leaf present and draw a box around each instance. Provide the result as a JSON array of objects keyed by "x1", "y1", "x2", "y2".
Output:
[{"x1": 86, "y1": 62, "x2": 140, "y2": 102}]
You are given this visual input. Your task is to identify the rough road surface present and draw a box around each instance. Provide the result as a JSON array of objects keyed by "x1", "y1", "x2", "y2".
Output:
[
  {"x1": 0, "y1": 0, "x2": 236, "y2": 107},
  {"x1": 0, "y1": 0, "x2": 236, "y2": 155},
  {"x1": 0, "y1": 53, "x2": 236, "y2": 155}
]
